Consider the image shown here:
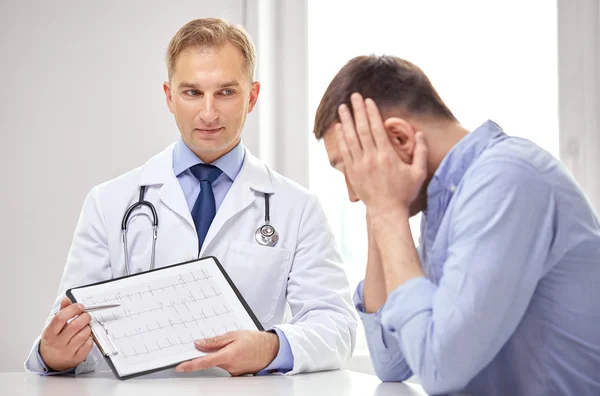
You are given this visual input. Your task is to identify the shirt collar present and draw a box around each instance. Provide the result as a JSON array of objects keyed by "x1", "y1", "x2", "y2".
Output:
[
  {"x1": 172, "y1": 137, "x2": 245, "y2": 182},
  {"x1": 428, "y1": 120, "x2": 506, "y2": 196}
]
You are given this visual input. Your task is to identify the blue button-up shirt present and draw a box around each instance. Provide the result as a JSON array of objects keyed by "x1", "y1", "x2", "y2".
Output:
[
  {"x1": 355, "y1": 121, "x2": 600, "y2": 395},
  {"x1": 172, "y1": 137, "x2": 245, "y2": 212}
]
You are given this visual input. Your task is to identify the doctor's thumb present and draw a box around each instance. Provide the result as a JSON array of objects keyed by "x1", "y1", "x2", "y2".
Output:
[
  {"x1": 194, "y1": 335, "x2": 231, "y2": 352},
  {"x1": 60, "y1": 297, "x2": 72, "y2": 310}
]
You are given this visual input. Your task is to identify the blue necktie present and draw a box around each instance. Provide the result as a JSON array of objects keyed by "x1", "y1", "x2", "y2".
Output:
[{"x1": 190, "y1": 164, "x2": 223, "y2": 252}]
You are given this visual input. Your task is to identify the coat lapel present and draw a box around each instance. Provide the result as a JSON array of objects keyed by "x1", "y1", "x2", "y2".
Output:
[
  {"x1": 137, "y1": 145, "x2": 275, "y2": 256},
  {"x1": 138, "y1": 143, "x2": 195, "y2": 230},
  {"x1": 200, "y1": 149, "x2": 274, "y2": 255}
]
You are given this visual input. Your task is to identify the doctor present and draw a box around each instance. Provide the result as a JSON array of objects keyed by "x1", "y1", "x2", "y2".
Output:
[{"x1": 25, "y1": 18, "x2": 357, "y2": 376}]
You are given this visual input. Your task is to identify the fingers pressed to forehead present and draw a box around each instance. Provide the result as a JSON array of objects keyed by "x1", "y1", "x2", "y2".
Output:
[
  {"x1": 338, "y1": 104, "x2": 363, "y2": 159},
  {"x1": 337, "y1": 102, "x2": 356, "y2": 133},
  {"x1": 336, "y1": 123, "x2": 353, "y2": 167},
  {"x1": 364, "y1": 98, "x2": 390, "y2": 149},
  {"x1": 350, "y1": 93, "x2": 375, "y2": 150}
]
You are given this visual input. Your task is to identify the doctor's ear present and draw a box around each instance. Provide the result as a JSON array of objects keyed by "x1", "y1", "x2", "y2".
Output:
[
  {"x1": 247, "y1": 81, "x2": 261, "y2": 113},
  {"x1": 163, "y1": 81, "x2": 175, "y2": 114},
  {"x1": 383, "y1": 117, "x2": 417, "y2": 163}
]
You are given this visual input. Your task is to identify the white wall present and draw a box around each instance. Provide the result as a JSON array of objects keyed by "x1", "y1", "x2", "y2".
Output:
[
  {"x1": 0, "y1": 0, "x2": 245, "y2": 372},
  {"x1": 558, "y1": 0, "x2": 600, "y2": 213},
  {"x1": 244, "y1": 0, "x2": 309, "y2": 187}
]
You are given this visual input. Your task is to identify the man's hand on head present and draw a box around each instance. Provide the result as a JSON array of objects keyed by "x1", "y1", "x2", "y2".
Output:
[{"x1": 336, "y1": 93, "x2": 428, "y2": 220}]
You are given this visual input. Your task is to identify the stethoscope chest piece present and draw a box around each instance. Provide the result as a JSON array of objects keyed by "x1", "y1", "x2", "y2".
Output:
[
  {"x1": 255, "y1": 223, "x2": 279, "y2": 247},
  {"x1": 255, "y1": 193, "x2": 278, "y2": 247}
]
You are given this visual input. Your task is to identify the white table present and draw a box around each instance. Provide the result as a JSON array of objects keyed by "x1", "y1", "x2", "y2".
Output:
[{"x1": 5, "y1": 369, "x2": 427, "y2": 396}]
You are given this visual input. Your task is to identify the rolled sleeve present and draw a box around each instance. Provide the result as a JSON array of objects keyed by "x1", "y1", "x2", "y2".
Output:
[
  {"x1": 354, "y1": 281, "x2": 413, "y2": 381},
  {"x1": 379, "y1": 277, "x2": 437, "y2": 334}
]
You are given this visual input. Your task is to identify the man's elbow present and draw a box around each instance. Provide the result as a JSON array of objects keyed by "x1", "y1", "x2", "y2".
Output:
[
  {"x1": 373, "y1": 358, "x2": 471, "y2": 392},
  {"x1": 376, "y1": 371, "x2": 412, "y2": 383},
  {"x1": 417, "y1": 372, "x2": 470, "y2": 395},
  {"x1": 373, "y1": 362, "x2": 413, "y2": 383}
]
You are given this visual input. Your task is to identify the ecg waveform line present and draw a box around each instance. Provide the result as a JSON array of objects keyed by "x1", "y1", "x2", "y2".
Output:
[
  {"x1": 80, "y1": 268, "x2": 243, "y2": 364},
  {"x1": 91, "y1": 288, "x2": 224, "y2": 324},
  {"x1": 117, "y1": 319, "x2": 242, "y2": 360},
  {"x1": 81, "y1": 270, "x2": 214, "y2": 307},
  {"x1": 109, "y1": 304, "x2": 234, "y2": 340}
]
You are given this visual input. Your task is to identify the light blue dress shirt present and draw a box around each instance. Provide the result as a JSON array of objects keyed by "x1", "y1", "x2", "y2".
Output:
[
  {"x1": 355, "y1": 121, "x2": 600, "y2": 395},
  {"x1": 37, "y1": 138, "x2": 293, "y2": 375},
  {"x1": 172, "y1": 138, "x2": 293, "y2": 374}
]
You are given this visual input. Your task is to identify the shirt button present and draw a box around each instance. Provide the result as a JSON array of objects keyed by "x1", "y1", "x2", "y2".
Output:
[{"x1": 450, "y1": 185, "x2": 457, "y2": 193}]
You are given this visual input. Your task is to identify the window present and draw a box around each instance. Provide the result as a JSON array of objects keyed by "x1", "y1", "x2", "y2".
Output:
[{"x1": 307, "y1": 0, "x2": 558, "y2": 354}]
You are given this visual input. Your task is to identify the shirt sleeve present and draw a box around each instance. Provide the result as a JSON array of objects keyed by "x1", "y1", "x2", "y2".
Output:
[
  {"x1": 257, "y1": 328, "x2": 294, "y2": 375},
  {"x1": 354, "y1": 281, "x2": 413, "y2": 382},
  {"x1": 378, "y1": 159, "x2": 554, "y2": 394}
]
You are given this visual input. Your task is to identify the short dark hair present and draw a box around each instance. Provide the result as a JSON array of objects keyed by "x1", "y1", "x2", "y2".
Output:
[{"x1": 313, "y1": 55, "x2": 457, "y2": 139}]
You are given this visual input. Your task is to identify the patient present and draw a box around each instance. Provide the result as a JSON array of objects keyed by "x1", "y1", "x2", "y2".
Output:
[{"x1": 312, "y1": 54, "x2": 600, "y2": 395}]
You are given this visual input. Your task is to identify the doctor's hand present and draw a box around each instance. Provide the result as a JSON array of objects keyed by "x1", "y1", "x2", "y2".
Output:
[
  {"x1": 337, "y1": 93, "x2": 428, "y2": 217},
  {"x1": 39, "y1": 297, "x2": 93, "y2": 372},
  {"x1": 175, "y1": 330, "x2": 280, "y2": 376}
]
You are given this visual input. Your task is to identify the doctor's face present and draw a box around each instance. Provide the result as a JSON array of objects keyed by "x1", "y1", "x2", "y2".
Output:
[{"x1": 163, "y1": 42, "x2": 260, "y2": 163}]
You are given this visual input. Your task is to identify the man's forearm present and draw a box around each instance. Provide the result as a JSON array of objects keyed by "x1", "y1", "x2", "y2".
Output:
[
  {"x1": 363, "y1": 216, "x2": 388, "y2": 313},
  {"x1": 368, "y1": 208, "x2": 424, "y2": 294}
]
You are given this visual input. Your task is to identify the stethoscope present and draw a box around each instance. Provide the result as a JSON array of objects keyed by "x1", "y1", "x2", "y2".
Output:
[
  {"x1": 121, "y1": 186, "x2": 158, "y2": 276},
  {"x1": 254, "y1": 193, "x2": 279, "y2": 247},
  {"x1": 121, "y1": 186, "x2": 279, "y2": 275}
]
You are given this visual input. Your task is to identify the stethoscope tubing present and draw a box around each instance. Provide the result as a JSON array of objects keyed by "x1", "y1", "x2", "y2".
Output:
[{"x1": 121, "y1": 187, "x2": 277, "y2": 275}]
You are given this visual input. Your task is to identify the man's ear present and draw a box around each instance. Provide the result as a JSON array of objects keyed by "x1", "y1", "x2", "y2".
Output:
[
  {"x1": 247, "y1": 81, "x2": 261, "y2": 113},
  {"x1": 163, "y1": 81, "x2": 175, "y2": 114},
  {"x1": 383, "y1": 117, "x2": 417, "y2": 163}
]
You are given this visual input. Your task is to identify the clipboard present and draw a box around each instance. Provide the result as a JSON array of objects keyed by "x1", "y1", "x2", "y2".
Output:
[{"x1": 67, "y1": 256, "x2": 263, "y2": 380}]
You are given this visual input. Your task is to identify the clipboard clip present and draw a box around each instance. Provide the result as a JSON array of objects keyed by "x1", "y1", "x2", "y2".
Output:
[{"x1": 90, "y1": 314, "x2": 119, "y2": 357}]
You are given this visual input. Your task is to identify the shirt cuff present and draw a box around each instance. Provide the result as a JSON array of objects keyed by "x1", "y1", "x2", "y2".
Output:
[
  {"x1": 354, "y1": 280, "x2": 389, "y2": 326},
  {"x1": 354, "y1": 280, "x2": 398, "y2": 355},
  {"x1": 36, "y1": 343, "x2": 76, "y2": 376},
  {"x1": 257, "y1": 328, "x2": 294, "y2": 375},
  {"x1": 379, "y1": 276, "x2": 436, "y2": 334}
]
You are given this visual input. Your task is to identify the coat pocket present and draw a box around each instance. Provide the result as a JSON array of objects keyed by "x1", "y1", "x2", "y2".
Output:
[{"x1": 225, "y1": 241, "x2": 292, "y2": 324}]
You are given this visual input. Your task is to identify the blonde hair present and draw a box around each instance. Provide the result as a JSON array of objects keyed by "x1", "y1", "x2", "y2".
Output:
[{"x1": 166, "y1": 18, "x2": 257, "y2": 83}]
